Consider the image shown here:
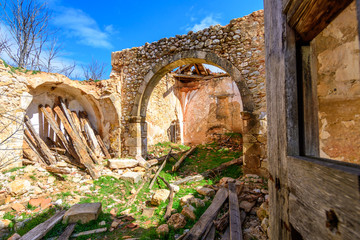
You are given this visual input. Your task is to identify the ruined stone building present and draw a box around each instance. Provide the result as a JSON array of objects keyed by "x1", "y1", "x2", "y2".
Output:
[
  {"x1": 1, "y1": 0, "x2": 359, "y2": 238},
  {"x1": 265, "y1": 0, "x2": 360, "y2": 239}
]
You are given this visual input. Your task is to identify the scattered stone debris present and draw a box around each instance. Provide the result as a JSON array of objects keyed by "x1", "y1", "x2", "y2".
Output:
[{"x1": 0, "y1": 142, "x2": 268, "y2": 239}]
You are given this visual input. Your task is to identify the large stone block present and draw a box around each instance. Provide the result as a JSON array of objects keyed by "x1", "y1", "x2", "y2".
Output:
[
  {"x1": 108, "y1": 158, "x2": 138, "y2": 169},
  {"x1": 63, "y1": 202, "x2": 102, "y2": 224},
  {"x1": 120, "y1": 171, "x2": 143, "y2": 183},
  {"x1": 7, "y1": 179, "x2": 31, "y2": 196},
  {"x1": 151, "y1": 189, "x2": 170, "y2": 206}
]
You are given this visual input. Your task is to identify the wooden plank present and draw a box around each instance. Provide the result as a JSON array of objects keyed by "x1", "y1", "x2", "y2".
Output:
[
  {"x1": 96, "y1": 135, "x2": 111, "y2": 159},
  {"x1": 23, "y1": 140, "x2": 42, "y2": 163},
  {"x1": 19, "y1": 210, "x2": 66, "y2": 240},
  {"x1": 228, "y1": 181, "x2": 242, "y2": 240},
  {"x1": 264, "y1": 0, "x2": 297, "y2": 238},
  {"x1": 222, "y1": 226, "x2": 230, "y2": 240},
  {"x1": 285, "y1": 0, "x2": 353, "y2": 41},
  {"x1": 301, "y1": 46, "x2": 319, "y2": 157},
  {"x1": 40, "y1": 105, "x2": 79, "y2": 162},
  {"x1": 201, "y1": 223, "x2": 215, "y2": 240},
  {"x1": 71, "y1": 111, "x2": 82, "y2": 136},
  {"x1": 158, "y1": 176, "x2": 174, "y2": 220},
  {"x1": 288, "y1": 156, "x2": 360, "y2": 239},
  {"x1": 172, "y1": 146, "x2": 196, "y2": 172},
  {"x1": 71, "y1": 111, "x2": 100, "y2": 164},
  {"x1": 45, "y1": 166, "x2": 70, "y2": 175},
  {"x1": 24, "y1": 116, "x2": 56, "y2": 165},
  {"x1": 59, "y1": 99, "x2": 98, "y2": 164},
  {"x1": 183, "y1": 188, "x2": 229, "y2": 240},
  {"x1": 53, "y1": 106, "x2": 98, "y2": 179},
  {"x1": 71, "y1": 228, "x2": 107, "y2": 237},
  {"x1": 149, "y1": 148, "x2": 172, "y2": 189},
  {"x1": 58, "y1": 223, "x2": 76, "y2": 240},
  {"x1": 23, "y1": 131, "x2": 50, "y2": 166},
  {"x1": 80, "y1": 114, "x2": 103, "y2": 158}
]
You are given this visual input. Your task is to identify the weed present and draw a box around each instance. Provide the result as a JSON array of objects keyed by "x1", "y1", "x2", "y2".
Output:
[
  {"x1": 56, "y1": 191, "x2": 72, "y2": 200},
  {"x1": 29, "y1": 175, "x2": 37, "y2": 181},
  {"x1": 3, "y1": 211, "x2": 15, "y2": 220},
  {"x1": 10, "y1": 175, "x2": 15, "y2": 180},
  {"x1": 27, "y1": 203, "x2": 36, "y2": 210}
]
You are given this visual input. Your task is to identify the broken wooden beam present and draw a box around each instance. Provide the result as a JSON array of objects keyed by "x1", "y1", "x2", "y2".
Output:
[
  {"x1": 96, "y1": 135, "x2": 111, "y2": 159},
  {"x1": 45, "y1": 166, "x2": 71, "y2": 175},
  {"x1": 158, "y1": 176, "x2": 174, "y2": 220},
  {"x1": 58, "y1": 223, "x2": 76, "y2": 240},
  {"x1": 23, "y1": 139, "x2": 43, "y2": 164},
  {"x1": 201, "y1": 223, "x2": 215, "y2": 240},
  {"x1": 79, "y1": 113, "x2": 103, "y2": 158},
  {"x1": 183, "y1": 188, "x2": 229, "y2": 240},
  {"x1": 71, "y1": 111, "x2": 99, "y2": 164},
  {"x1": 40, "y1": 105, "x2": 79, "y2": 162},
  {"x1": 24, "y1": 116, "x2": 56, "y2": 165},
  {"x1": 19, "y1": 210, "x2": 66, "y2": 240},
  {"x1": 71, "y1": 227, "x2": 107, "y2": 237},
  {"x1": 149, "y1": 148, "x2": 173, "y2": 189},
  {"x1": 53, "y1": 105, "x2": 98, "y2": 179},
  {"x1": 229, "y1": 181, "x2": 243, "y2": 240},
  {"x1": 172, "y1": 146, "x2": 197, "y2": 172}
]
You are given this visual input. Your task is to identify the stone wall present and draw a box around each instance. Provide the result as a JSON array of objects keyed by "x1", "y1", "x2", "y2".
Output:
[
  {"x1": 0, "y1": 62, "x2": 31, "y2": 169},
  {"x1": 110, "y1": 10, "x2": 267, "y2": 174},
  {"x1": 146, "y1": 74, "x2": 182, "y2": 145},
  {"x1": 312, "y1": 1, "x2": 360, "y2": 164}
]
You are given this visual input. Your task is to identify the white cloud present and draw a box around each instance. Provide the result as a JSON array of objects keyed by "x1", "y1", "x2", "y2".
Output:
[
  {"x1": 52, "y1": 7, "x2": 113, "y2": 49},
  {"x1": 188, "y1": 15, "x2": 220, "y2": 32}
]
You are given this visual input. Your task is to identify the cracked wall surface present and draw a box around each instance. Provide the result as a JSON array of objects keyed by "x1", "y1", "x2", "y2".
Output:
[{"x1": 312, "y1": 2, "x2": 360, "y2": 164}]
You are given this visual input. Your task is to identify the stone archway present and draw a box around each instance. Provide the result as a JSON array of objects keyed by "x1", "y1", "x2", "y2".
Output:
[
  {"x1": 111, "y1": 10, "x2": 267, "y2": 174},
  {"x1": 127, "y1": 50, "x2": 259, "y2": 173}
]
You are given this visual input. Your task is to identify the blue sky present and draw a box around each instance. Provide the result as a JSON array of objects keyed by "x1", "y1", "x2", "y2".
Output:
[{"x1": 2, "y1": 0, "x2": 264, "y2": 78}]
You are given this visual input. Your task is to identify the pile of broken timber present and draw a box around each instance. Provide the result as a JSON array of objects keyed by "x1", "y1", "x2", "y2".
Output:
[
  {"x1": 180, "y1": 181, "x2": 244, "y2": 240},
  {"x1": 23, "y1": 97, "x2": 111, "y2": 179}
]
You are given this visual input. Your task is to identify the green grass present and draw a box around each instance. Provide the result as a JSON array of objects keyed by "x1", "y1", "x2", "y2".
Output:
[
  {"x1": 6, "y1": 140, "x2": 243, "y2": 240},
  {"x1": 148, "y1": 142, "x2": 190, "y2": 156},
  {"x1": 16, "y1": 208, "x2": 57, "y2": 236},
  {"x1": 2, "y1": 166, "x2": 25, "y2": 174},
  {"x1": 3, "y1": 211, "x2": 15, "y2": 221}
]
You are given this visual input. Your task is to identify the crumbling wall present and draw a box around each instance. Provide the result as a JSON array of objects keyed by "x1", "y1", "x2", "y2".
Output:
[
  {"x1": 147, "y1": 74, "x2": 182, "y2": 145},
  {"x1": 111, "y1": 10, "x2": 267, "y2": 174},
  {"x1": 0, "y1": 63, "x2": 121, "y2": 169},
  {"x1": 0, "y1": 62, "x2": 31, "y2": 169},
  {"x1": 312, "y1": 1, "x2": 360, "y2": 164},
  {"x1": 181, "y1": 77, "x2": 243, "y2": 145},
  {"x1": 146, "y1": 74, "x2": 243, "y2": 146}
]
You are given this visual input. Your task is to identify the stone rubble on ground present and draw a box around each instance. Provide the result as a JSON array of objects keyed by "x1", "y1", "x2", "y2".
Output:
[{"x1": 151, "y1": 189, "x2": 170, "y2": 206}]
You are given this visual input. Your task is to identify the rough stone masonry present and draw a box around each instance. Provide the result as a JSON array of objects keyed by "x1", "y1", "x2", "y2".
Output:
[
  {"x1": 110, "y1": 10, "x2": 267, "y2": 175},
  {"x1": 0, "y1": 10, "x2": 267, "y2": 175}
]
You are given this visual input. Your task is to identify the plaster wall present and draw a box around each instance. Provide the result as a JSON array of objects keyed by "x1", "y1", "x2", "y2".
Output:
[
  {"x1": 312, "y1": 1, "x2": 360, "y2": 164},
  {"x1": 182, "y1": 77, "x2": 243, "y2": 145}
]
